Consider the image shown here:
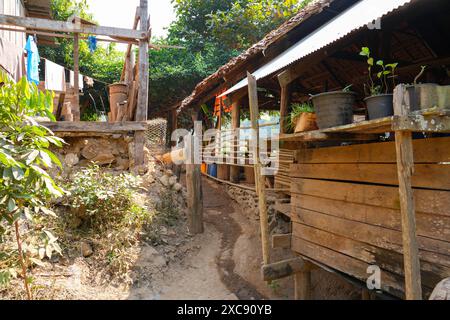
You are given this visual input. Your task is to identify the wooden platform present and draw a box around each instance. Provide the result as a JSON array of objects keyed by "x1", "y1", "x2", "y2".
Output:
[
  {"x1": 39, "y1": 121, "x2": 148, "y2": 137},
  {"x1": 278, "y1": 111, "x2": 450, "y2": 142}
]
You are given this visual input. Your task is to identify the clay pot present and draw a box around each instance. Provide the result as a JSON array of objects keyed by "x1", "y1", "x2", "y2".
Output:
[{"x1": 293, "y1": 113, "x2": 319, "y2": 133}]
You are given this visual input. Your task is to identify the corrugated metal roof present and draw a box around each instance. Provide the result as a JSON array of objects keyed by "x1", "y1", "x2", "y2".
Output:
[{"x1": 219, "y1": 0, "x2": 414, "y2": 97}]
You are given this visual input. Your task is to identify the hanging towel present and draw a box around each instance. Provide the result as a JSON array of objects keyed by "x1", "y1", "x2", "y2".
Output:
[
  {"x1": 69, "y1": 71, "x2": 84, "y2": 91},
  {"x1": 88, "y1": 36, "x2": 98, "y2": 53},
  {"x1": 24, "y1": 35, "x2": 40, "y2": 85},
  {"x1": 44, "y1": 59, "x2": 66, "y2": 92},
  {"x1": 0, "y1": 38, "x2": 26, "y2": 82}
]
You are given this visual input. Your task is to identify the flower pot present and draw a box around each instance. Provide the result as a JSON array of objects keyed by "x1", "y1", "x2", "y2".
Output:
[
  {"x1": 407, "y1": 84, "x2": 450, "y2": 112},
  {"x1": 364, "y1": 94, "x2": 394, "y2": 120},
  {"x1": 311, "y1": 91, "x2": 356, "y2": 129},
  {"x1": 293, "y1": 113, "x2": 318, "y2": 133}
]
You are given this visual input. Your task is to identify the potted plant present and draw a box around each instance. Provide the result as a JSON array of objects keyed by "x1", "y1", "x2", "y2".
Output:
[
  {"x1": 360, "y1": 47, "x2": 398, "y2": 119},
  {"x1": 310, "y1": 85, "x2": 356, "y2": 129},
  {"x1": 288, "y1": 102, "x2": 318, "y2": 133},
  {"x1": 407, "y1": 66, "x2": 450, "y2": 112}
]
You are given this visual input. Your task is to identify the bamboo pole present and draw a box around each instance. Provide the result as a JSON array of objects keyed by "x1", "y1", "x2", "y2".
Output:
[{"x1": 247, "y1": 72, "x2": 270, "y2": 266}]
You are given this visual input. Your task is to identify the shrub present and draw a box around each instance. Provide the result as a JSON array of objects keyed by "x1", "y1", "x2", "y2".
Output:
[
  {"x1": 0, "y1": 73, "x2": 64, "y2": 298},
  {"x1": 62, "y1": 165, "x2": 142, "y2": 232}
]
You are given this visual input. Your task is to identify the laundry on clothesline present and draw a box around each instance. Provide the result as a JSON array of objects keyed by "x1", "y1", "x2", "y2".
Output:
[
  {"x1": 0, "y1": 38, "x2": 26, "y2": 82},
  {"x1": 88, "y1": 36, "x2": 98, "y2": 53},
  {"x1": 24, "y1": 35, "x2": 40, "y2": 85},
  {"x1": 44, "y1": 59, "x2": 66, "y2": 92},
  {"x1": 69, "y1": 70, "x2": 84, "y2": 91}
]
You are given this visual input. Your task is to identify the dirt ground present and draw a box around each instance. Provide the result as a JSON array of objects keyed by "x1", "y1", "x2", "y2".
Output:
[{"x1": 1, "y1": 172, "x2": 360, "y2": 300}]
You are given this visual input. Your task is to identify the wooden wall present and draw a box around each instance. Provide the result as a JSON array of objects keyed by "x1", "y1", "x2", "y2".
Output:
[
  {"x1": 0, "y1": 0, "x2": 26, "y2": 48},
  {"x1": 290, "y1": 137, "x2": 450, "y2": 298}
]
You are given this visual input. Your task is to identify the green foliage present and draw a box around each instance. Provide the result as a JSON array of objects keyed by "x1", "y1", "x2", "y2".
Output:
[
  {"x1": 360, "y1": 47, "x2": 399, "y2": 95},
  {"x1": 151, "y1": 0, "x2": 311, "y2": 113},
  {"x1": 287, "y1": 102, "x2": 314, "y2": 131},
  {"x1": 62, "y1": 165, "x2": 142, "y2": 232},
  {"x1": 0, "y1": 72, "x2": 65, "y2": 289}
]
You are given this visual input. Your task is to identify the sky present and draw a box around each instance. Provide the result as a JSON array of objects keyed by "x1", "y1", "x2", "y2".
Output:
[{"x1": 87, "y1": 0, "x2": 176, "y2": 49}]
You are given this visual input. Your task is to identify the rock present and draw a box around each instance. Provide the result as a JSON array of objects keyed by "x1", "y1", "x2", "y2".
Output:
[
  {"x1": 159, "y1": 175, "x2": 170, "y2": 187},
  {"x1": 64, "y1": 153, "x2": 79, "y2": 167},
  {"x1": 168, "y1": 176, "x2": 177, "y2": 186},
  {"x1": 165, "y1": 169, "x2": 173, "y2": 176},
  {"x1": 160, "y1": 226, "x2": 168, "y2": 235},
  {"x1": 173, "y1": 183, "x2": 183, "y2": 192},
  {"x1": 81, "y1": 142, "x2": 99, "y2": 160},
  {"x1": 112, "y1": 134, "x2": 122, "y2": 139},
  {"x1": 80, "y1": 242, "x2": 93, "y2": 257},
  {"x1": 91, "y1": 153, "x2": 116, "y2": 165}
]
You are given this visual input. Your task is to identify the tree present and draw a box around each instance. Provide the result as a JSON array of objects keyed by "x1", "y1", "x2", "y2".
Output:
[{"x1": 150, "y1": 0, "x2": 311, "y2": 113}]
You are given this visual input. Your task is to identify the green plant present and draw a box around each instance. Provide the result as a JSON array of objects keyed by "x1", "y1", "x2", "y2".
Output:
[
  {"x1": 0, "y1": 73, "x2": 65, "y2": 299},
  {"x1": 360, "y1": 47, "x2": 399, "y2": 95},
  {"x1": 287, "y1": 102, "x2": 314, "y2": 131},
  {"x1": 62, "y1": 165, "x2": 141, "y2": 232},
  {"x1": 342, "y1": 84, "x2": 353, "y2": 93}
]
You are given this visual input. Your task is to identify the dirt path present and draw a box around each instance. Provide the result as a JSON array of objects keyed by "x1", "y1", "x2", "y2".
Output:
[{"x1": 128, "y1": 178, "x2": 268, "y2": 300}]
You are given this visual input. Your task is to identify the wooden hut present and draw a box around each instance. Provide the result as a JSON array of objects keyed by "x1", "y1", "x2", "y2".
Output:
[{"x1": 178, "y1": 0, "x2": 450, "y2": 300}]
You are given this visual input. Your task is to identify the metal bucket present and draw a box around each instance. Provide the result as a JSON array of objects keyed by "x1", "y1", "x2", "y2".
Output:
[
  {"x1": 311, "y1": 91, "x2": 356, "y2": 129},
  {"x1": 364, "y1": 94, "x2": 393, "y2": 120}
]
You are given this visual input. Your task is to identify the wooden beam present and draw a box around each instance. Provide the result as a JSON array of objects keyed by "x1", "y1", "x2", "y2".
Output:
[
  {"x1": 272, "y1": 234, "x2": 292, "y2": 249},
  {"x1": 0, "y1": 14, "x2": 146, "y2": 40},
  {"x1": 134, "y1": 1, "x2": 150, "y2": 169},
  {"x1": 393, "y1": 114, "x2": 450, "y2": 133},
  {"x1": 39, "y1": 121, "x2": 148, "y2": 133},
  {"x1": 120, "y1": 7, "x2": 141, "y2": 82},
  {"x1": 278, "y1": 79, "x2": 291, "y2": 135},
  {"x1": 186, "y1": 134, "x2": 204, "y2": 234},
  {"x1": 248, "y1": 72, "x2": 270, "y2": 267},
  {"x1": 73, "y1": 17, "x2": 80, "y2": 121},
  {"x1": 230, "y1": 100, "x2": 241, "y2": 183},
  {"x1": 261, "y1": 257, "x2": 308, "y2": 281},
  {"x1": 294, "y1": 270, "x2": 312, "y2": 300},
  {"x1": 393, "y1": 84, "x2": 422, "y2": 300}
]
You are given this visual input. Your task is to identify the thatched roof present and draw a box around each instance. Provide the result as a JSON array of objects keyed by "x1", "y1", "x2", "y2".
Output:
[{"x1": 179, "y1": 0, "x2": 336, "y2": 111}]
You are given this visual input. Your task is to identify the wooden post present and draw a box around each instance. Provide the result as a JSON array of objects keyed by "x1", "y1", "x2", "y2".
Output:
[
  {"x1": 134, "y1": 0, "x2": 150, "y2": 170},
  {"x1": 73, "y1": 17, "x2": 80, "y2": 121},
  {"x1": 294, "y1": 271, "x2": 311, "y2": 300},
  {"x1": 278, "y1": 84, "x2": 291, "y2": 134},
  {"x1": 230, "y1": 100, "x2": 241, "y2": 183},
  {"x1": 247, "y1": 72, "x2": 270, "y2": 266},
  {"x1": 186, "y1": 134, "x2": 204, "y2": 234},
  {"x1": 393, "y1": 84, "x2": 422, "y2": 300}
]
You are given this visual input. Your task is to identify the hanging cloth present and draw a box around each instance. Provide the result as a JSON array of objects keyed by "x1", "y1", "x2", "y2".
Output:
[
  {"x1": 0, "y1": 38, "x2": 26, "y2": 82},
  {"x1": 24, "y1": 35, "x2": 40, "y2": 85},
  {"x1": 69, "y1": 71, "x2": 84, "y2": 91},
  {"x1": 44, "y1": 59, "x2": 66, "y2": 92},
  {"x1": 88, "y1": 36, "x2": 98, "y2": 53}
]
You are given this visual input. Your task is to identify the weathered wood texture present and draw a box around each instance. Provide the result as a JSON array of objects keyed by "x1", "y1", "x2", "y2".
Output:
[
  {"x1": 290, "y1": 136, "x2": 450, "y2": 299},
  {"x1": 261, "y1": 257, "x2": 308, "y2": 281},
  {"x1": 186, "y1": 135, "x2": 204, "y2": 234},
  {"x1": 272, "y1": 234, "x2": 292, "y2": 249}
]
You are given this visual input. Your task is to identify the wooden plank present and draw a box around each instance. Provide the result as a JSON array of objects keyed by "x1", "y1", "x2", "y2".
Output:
[
  {"x1": 292, "y1": 223, "x2": 449, "y2": 289},
  {"x1": 292, "y1": 237, "x2": 407, "y2": 298},
  {"x1": 294, "y1": 271, "x2": 311, "y2": 300},
  {"x1": 248, "y1": 72, "x2": 270, "y2": 266},
  {"x1": 273, "y1": 203, "x2": 291, "y2": 218},
  {"x1": 73, "y1": 26, "x2": 80, "y2": 121},
  {"x1": 291, "y1": 208, "x2": 450, "y2": 258},
  {"x1": 279, "y1": 131, "x2": 380, "y2": 142},
  {"x1": 272, "y1": 234, "x2": 292, "y2": 249},
  {"x1": 290, "y1": 163, "x2": 450, "y2": 190},
  {"x1": 278, "y1": 84, "x2": 290, "y2": 134},
  {"x1": 394, "y1": 84, "x2": 422, "y2": 300},
  {"x1": 230, "y1": 100, "x2": 241, "y2": 183},
  {"x1": 393, "y1": 114, "x2": 450, "y2": 133},
  {"x1": 291, "y1": 178, "x2": 450, "y2": 217},
  {"x1": 136, "y1": 1, "x2": 149, "y2": 122},
  {"x1": 40, "y1": 121, "x2": 147, "y2": 132},
  {"x1": 295, "y1": 137, "x2": 450, "y2": 164},
  {"x1": 261, "y1": 257, "x2": 308, "y2": 281},
  {"x1": 291, "y1": 194, "x2": 450, "y2": 242},
  {"x1": 0, "y1": 14, "x2": 145, "y2": 40}
]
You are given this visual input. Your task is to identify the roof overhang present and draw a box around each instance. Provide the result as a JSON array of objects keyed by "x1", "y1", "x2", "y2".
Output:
[
  {"x1": 24, "y1": 0, "x2": 52, "y2": 19},
  {"x1": 219, "y1": 0, "x2": 415, "y2": 97}
]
